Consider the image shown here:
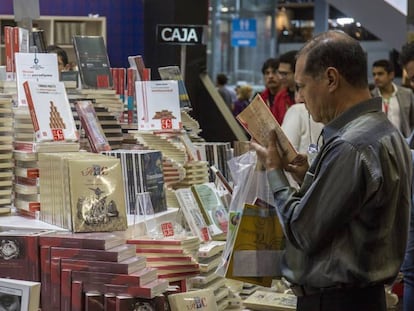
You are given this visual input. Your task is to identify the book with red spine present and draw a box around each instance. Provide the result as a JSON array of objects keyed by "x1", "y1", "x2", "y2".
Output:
[
  {"x1": 71, "y1": 280, "x2": 84, "y2": 311},
  {"x1": 61, "y1": 268, "x2": 72, "y2": 311},
  {"x1": 50, "y1": 257, "x2": 62, "y2": 310},
  {"x1": 4, "y1": 26, "x2": 14, "y2": 80},
  {"x1": 85, "y1": 291, "x2": 104, "y2": 311},
  {"x1": 104, "y1": 293, "x2": 117, "y2": 311},
  {"x1": 104, "y1": 278, "x2": 169, "y2": 299}
]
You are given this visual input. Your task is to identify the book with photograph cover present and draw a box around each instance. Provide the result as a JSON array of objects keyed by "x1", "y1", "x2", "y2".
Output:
[
  {"x1": 236, "y1": 94, "x2": 298, "y2": 163},
  {"x1": 73, "y1": 35, "x2": 113, "y2": 89},
  {"x1": 0, "y1": 278, "x2": 40, "y2": 311},
  {"x1": 23, "y1": 80, "x2": 79, "y2": 142}
]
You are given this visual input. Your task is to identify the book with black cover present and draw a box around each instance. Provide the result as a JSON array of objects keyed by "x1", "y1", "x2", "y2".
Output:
[{"x1": 73, "y1": 35, "x2": 113, "y2": 89}]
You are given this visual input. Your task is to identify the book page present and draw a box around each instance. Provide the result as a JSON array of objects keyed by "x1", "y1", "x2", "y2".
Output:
[{"x1": 236, "y1": 94, "x2": 298, "y2": 163}]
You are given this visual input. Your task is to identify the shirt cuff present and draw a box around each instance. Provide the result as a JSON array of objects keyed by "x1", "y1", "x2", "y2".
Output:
[{"x1": 267, "y1": 169, "x2": 290, "y2": 193}]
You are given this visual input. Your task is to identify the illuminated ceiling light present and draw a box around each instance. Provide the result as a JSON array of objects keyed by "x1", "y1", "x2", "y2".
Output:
[
  {"x1": 336, "y1": 17, "x2": 354, "y2": 26},
  {"x1": 221, "y1": 6, "x2": 229, "y2": 12}
]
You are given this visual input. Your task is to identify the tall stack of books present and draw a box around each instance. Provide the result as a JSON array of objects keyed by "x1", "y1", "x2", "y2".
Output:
[
  {"x1": 39, "y1": 231, "x2": 168, "y2": 311},
  {"x1": 189, "y1": 241, "x2": 234, "y2": 310},
  {"x1": 127, "y1": 235, "x2": 201, "y2": 284}
]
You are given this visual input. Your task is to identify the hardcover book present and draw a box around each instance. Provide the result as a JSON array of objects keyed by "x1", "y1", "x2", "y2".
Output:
[
  {"x1": 236, "y1": 94, "x2": 298, "y2": 163},
  {"x1": 23, "y1": 80, "x2": 79, "y2": 142},
  {"x1": 0, "y1": 278, "x2": 41, "y2": 311},
  {"x1": 135, "y1": 80, "x2": 181, "y2": 130},
  {"x1": 73, "y1": 35, "x2": 113, "y2": 89},
  {"x1": 158, "y1": 65, "x2": 191, "y2": 109}
]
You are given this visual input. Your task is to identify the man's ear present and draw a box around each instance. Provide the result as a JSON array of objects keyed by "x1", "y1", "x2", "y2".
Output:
[{"x1": 326, "y1": 67, "x2": 339, "y2": 91}]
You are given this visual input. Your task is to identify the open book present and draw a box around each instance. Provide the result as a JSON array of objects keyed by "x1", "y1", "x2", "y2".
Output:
[{"x1": 236, "y1": 94, "x2": 298, "y2": 163}]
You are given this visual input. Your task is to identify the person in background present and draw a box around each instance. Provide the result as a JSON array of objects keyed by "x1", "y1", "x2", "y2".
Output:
[
  {"x1": 46, "y1": 44, "x2": 71, "y2": 72},
  {"x1": 232, "y1": 84, "x2": 253, "y2": 116},
  {"x1": 282, "y1": 91, "x2": 324, "y2": 157},
  {"x1": 252, "y1": 30, "x2": 412, "y2": 311},
  {"x1": 272, "y1": 50, "x2": 298, "y2": 124},
  {"x1": 216, "y1": 73, "x2": 236, "y2": 110},
  {"x1": 398, "y1": 41, "x2": 414, "y2": 311},
  {"x1": 260, "y1": 58, "x2": 283, "y2": 110},
  {"x1": 371, "y1": 59, "x2": 414, "y2": 137}
]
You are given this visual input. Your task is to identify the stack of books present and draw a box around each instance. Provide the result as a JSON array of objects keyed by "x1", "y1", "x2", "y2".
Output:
[
  {"x1": 127, "y1": 235, "x2": 201, "y2": 283},
  {"x1": 37, "y1": 152, "x2": 128, "y2": 232},
  {"x1": 39, "y1": 231, "x2": 168, "y2": 311}
]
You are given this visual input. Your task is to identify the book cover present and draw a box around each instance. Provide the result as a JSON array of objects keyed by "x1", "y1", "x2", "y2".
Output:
[
  {"x1": 60, "y1": 269, "x2": 72, "y2": 311},
  {"x1": 236, "y1": 94, "x2": 298, "y2": 163},
  {"x1": 104, "y1": 278, "x2": 169, "y2": 299},
  {"x1": 85, "y1": 291, "x2": 104, "y2": 311},
  {"x1": 158, "y1": 65, "x2": 191, "y2": 109},
  {"x1": 67, "y1": 156, "x2": 127, "y2": 232},
  {"x1": 71, "y1": 280, "x2": 84, "y2": 311},
  {"x1": 104, "y1": 293, "x2": 116, "y2": 311},
  {"x1": 168, "y1": 288, "x2": 218, "y2": 311},
  {"x1": 243, "y1": 290, "x2": 297, "y2": 311},
  {"x1": 0, "y1": 229, "x2": 53, "y2": 282},
  {"x1": 75, "y1": 100, "x2": 111, "y2": 153},
  {"x1": 191, "y1": 183, "x2": 229, "y2": 239},
  {"x1": 135, "y1": 80, "x2": 181, "y2": 130},
  {"x1": 225, "y1": 203, "x2": 284, "y2": 286},
  {"x1": 23, "y1": 80, "x2": 79, "y2": 142},
  {"x1": 50, "y1": 244, "x2": 136, "y2": 262},
  {"x1": 0, "y1": 278, "x2": 41, "y2": 311},
  {"x1": 73, "y1": 35, "x2": 113, "y2": 89},
  {"x1": 175, "y1": 188, "x2": 211, "y2": 242},
  {"x1": 15, "y1": 52, "x2": 60, "y2": 107},
  {"x1": 39, "y1": 231, "x2": 126, "y2": 250},
  {"x1": 60, "y1": 255, "x2": 146, "y2": 275}
]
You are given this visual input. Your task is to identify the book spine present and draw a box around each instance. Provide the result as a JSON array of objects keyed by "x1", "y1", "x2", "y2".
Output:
[
  {"x1": 104, "y1": 293, "x2": 116, "y2": 311},
  {"x1": 115, "y1": 295, "x2": 135, "y2": 311},
  {"x1": 4, "y1": 26, "x2": 14, "y2": 80},
  {"x1": 85, "y1": 291, "x2": 104, "y2": 311},
  {"x1": 50, "y1": 257, "x2": 61, "y2": 309},
  {"x1": 61, "y1": 269, "x2": 72, "y2": 311},
  {"x1": 50, "y1": 247, "x2": 120, "y2": 262},
  {"x1": 22, "y1": 82, "x2": 40, "y2": 132},
  {"x1": 71, "y1": 280, "x2": 84, "y2": 311},
  {"x1": 27, "y1": 235, "x2": 40, "y2": 281},
  {"x1": 40, "y1": 245, "x2": 51, "y2": 311},
  {"x1": 12, "y1": 27, "x2": 19, "y2": 74},
  {"x1": 71, "y1": 270, "x2": 149, "y2": 287}
]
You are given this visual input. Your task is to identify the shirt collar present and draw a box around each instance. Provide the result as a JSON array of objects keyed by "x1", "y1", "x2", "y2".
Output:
[{"x1": 322, "y1": 97, "x2": 382, "y2": 142}]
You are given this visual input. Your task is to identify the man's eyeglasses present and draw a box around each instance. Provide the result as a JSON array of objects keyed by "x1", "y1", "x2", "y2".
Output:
[{"x1": 277, "y1": 70, "x2": 292, "y2": 77}]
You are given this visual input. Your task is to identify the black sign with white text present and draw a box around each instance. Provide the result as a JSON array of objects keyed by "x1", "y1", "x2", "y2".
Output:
[{"x1": 156, "y1": 24, "x2": 205, "y2": 45}]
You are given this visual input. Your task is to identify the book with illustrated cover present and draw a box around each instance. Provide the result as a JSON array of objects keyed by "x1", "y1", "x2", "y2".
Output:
[
  {"x1": 75, "y1": 100, "x2": 111, "y2": 153},
  {"x1": 67, "y1": 156, "x2": 128, "y2": 232},
  {"x1": 0, "y1": 278, "x2": 41, "y2": 311},
  {"x1": 191, "y1": 183, "x2": 229, "y2": 239},
  {"x1": 23, "y1": 80, "x2": 79, "y2": 142},
  {"x1": 135, "y1": 80, "x2": 181, "y2": 130},
  {"x1": 168, "y1": 288, "x2": 218, "y2": 311},
  {"x1": 15, "y1": 52, "x2": 60, "y2": 107},
  {"x1": 158, "y1": 66, "x2": 191, "y2": 109},
  {"x1": 236, "y1": 94, "x2": 298, "y2": 163},
  {"x1": 73, "y1": 35, "x2": 113, "y2": 89},
  {"x1": 243, "y1": 290, "x2": 297, "y2": 311},
  {"x1": 175, "y1": 188, "x2": 211, "y2": 242}
]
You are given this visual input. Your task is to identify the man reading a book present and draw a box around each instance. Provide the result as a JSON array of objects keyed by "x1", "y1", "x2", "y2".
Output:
[{"x1": 251, "y1": 30, "x2": 412, "y2": 311}]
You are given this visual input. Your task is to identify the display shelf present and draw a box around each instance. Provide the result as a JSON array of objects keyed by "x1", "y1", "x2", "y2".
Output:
[{"x1": 0, "y1": 14, "x2": 106, "y2": 66}]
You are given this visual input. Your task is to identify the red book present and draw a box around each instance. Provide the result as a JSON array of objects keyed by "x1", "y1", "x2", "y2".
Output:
[
  {"x1": 85, "y1": 291, "x2": 104, "y2": 311},
  {"x1": 104, "y1": 293, "x2": 116, "y2": 311},
  {"x1": 39, "y1": 231, "x2": 126, "y2": 250},
  {"x1": 50, "y1": 244, "x2": 136, "y2": 262},
  {"x1": 71, "y1": 267, "x2": 158, "y2": 287},
  {"x1": 61, "y1": 269, "x2": 72, "y2": 311},
  {"x1": 0, "y1": 229, "x2": 47, "y2": 282},
  {"x1": 60, "y1": 255, "x2": 146, "y2": 275},
  {"x1": 4, "y1": 26, "x2": 13, "y2": 78},
  {"x1": 115, "y1": 294, "x2": 135, "y2": 311},
  {"x1": 104, "y1": 278, "x2": 169, "y2": 299},
  {"x1": 50, "y1": 257, "x2": 62, "y2": 310},
  {"x1": 40, "y1": 246, "x2": 51, "y2": 311},
  {"x1": 71, "y1": 280, "x2": 84, "y2": 311}
]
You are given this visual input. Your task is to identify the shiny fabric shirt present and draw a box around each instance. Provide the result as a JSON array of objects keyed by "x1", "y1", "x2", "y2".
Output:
[{"x1": 267, "y1": 97, "x2": 412, "y2": 288}]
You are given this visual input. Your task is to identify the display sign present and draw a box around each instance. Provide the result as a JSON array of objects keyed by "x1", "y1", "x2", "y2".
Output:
[
  {"x1": 231, "y1": 18, "x2": 257, "y2": 47},
  {"x1": 156, "y1": 24, "x2": 205, "y2": 45}
]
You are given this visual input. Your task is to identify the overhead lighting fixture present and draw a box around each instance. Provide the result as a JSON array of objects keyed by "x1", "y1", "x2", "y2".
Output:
[{"x1": 336, "y1": 17, "x2": 354, "y2": 26}]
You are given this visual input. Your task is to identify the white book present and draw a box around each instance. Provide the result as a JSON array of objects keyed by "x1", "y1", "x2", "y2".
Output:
[
  {"x1": 135, "y1": 80, "x2": 181, "y2": 131},
  {"x1": 23, "y1": 80, "x2": 78, "y2": 142},
  {"x1": 15, "y1": 52, "x2": 60, "y2": 107},
  {"x1": 0, "y1": 278, "x2": 41, "y2": 311}
]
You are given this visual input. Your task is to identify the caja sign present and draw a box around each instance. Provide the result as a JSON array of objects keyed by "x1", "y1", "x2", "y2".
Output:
[{"x1": 156, "y1": 24, "x2": 205, "y2": 45}]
